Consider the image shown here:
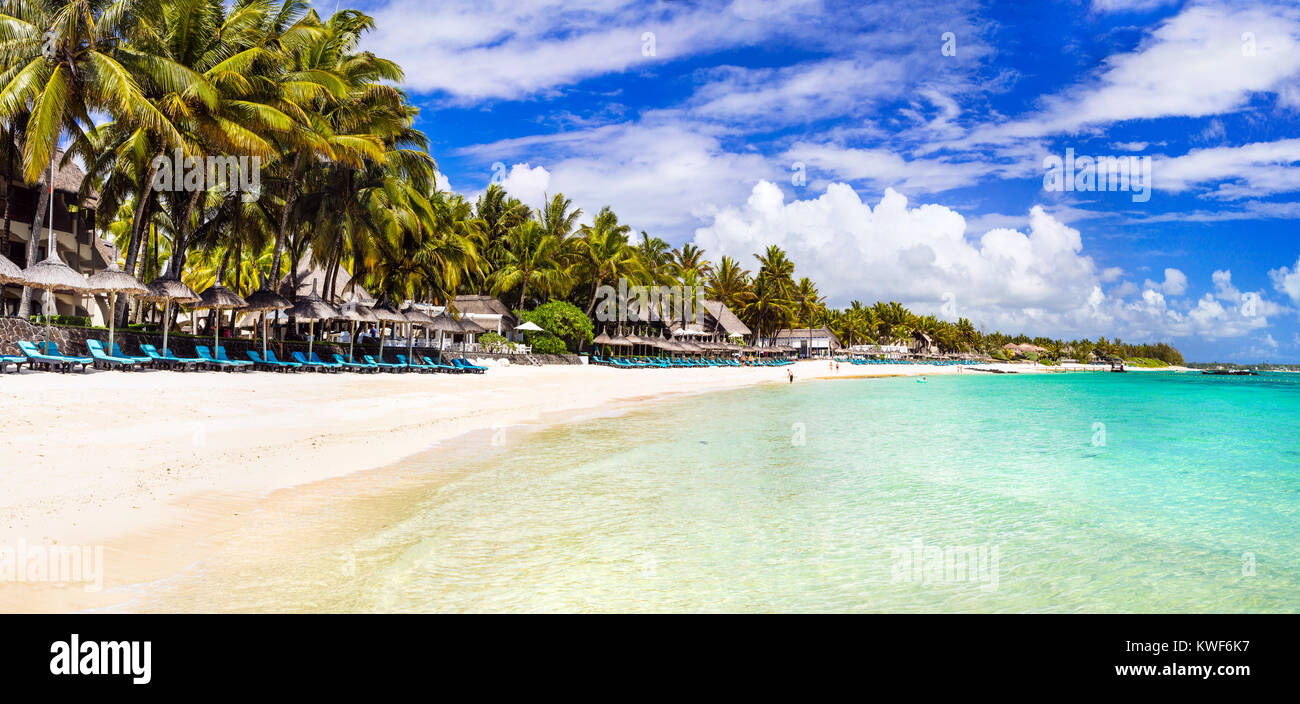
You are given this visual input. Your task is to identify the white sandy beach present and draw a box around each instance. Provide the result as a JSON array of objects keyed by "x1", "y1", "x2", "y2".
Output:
[{"x1": 0, "y1": 358, "x2": 1179, "y2": 611}]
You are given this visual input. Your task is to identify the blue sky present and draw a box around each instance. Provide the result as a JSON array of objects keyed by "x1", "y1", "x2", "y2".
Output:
[{"x1": 343, "y1": 0, "x2": 1300, "y2": 362}]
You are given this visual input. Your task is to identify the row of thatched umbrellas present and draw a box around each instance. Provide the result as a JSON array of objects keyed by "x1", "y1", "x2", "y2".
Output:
[
  {"x1": 592, "y1": 327, "x2": 754, "y2": 355},
  {"x1": 0, "y1": 248, "x2": 485, "y2": 362}
]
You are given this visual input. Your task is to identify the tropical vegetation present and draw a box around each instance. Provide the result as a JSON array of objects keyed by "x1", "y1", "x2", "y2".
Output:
[{"x1": 0, "y1": 0, "x2": 1182, "y2": 365}]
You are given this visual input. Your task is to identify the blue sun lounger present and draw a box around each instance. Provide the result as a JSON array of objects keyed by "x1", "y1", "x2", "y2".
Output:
[
  {"x1": 195, "y1": 345, "x2": 252, "y2": 371},
  {"x1": 309, "y1": 351, "x2": 346, "y2": 372},
  {"x1": 363, "y1": 354, "x2": 405, "y2": 372},
  {"x1": 246, "y1": 350, "x2": 298, "y2": 371},
  {"x1": 290, "y1": 350, "x2": 333, "y2": 372},
  {"x1": 111, "y1": 342, "x2": 152, "y2": 365},
  {"x1": 139, "y1": 344, "x2": 197, "y2": 371},
  {"x1": 451, "y1": 358, "x2": 488, "y2": 373},
  {"x1": 0, "y1": 354, "x2": 26, "y2": 373},
  {"x1": 332, "y1": 353, "x2": 377, "y2": 372},
  {"x1": 18, "y1": 341, "x2": 92, "y2": 373},
  {"x1": 86, "y1": 339, "x2": 140, "y2": 370},
  {"x1": 421, "y1": 356, "x2": 462, "y2": 373}
]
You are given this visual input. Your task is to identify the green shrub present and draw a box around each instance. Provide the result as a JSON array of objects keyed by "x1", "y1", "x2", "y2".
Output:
[
  {"x1": 515, "y1": 300, "x2": 593, "y2": 352},
  {"x1": 479, "y1": 332, "x2": 508, "y2": 352},
  {"x1": 30, "y1": 314, "x2": 93, "y2": 327},
  {"x1": 529, "y1": 334, "x2": 567, "y2": 354}
]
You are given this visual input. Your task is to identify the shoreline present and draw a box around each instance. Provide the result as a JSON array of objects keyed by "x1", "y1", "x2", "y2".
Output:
[{"x1": 0, "y1": 359, "x2": 1180, "y2": 612}]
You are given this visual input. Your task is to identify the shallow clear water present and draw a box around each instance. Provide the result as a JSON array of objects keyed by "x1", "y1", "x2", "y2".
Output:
[{"x1": 332, "y1": 372, "x2": 1299, "y2": 613}]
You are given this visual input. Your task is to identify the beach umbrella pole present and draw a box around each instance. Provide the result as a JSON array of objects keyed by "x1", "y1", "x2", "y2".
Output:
[
  {"x1": 161, "y1": 302, "x2": 171, "y2": 355},
  {"x1": 308, "y1": 320, "x2": 315, "y2": 358},
  {"x1": 349, "y1": 321, "x2": 356, "y2": 362}
]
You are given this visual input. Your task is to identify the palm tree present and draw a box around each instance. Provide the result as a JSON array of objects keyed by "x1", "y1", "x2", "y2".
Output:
[
  {"x1": 793, "y1": 276, "x2": 824, "y2": 358},
  {"x1": 0, "y1": 0, "x2": 188, "y2": 314},
  {"x1": 573, "y1": 206, "x2": 640, "y2": 316},
  {"x1": 705, "y1": 255, "x2": 753, "y2": 312},
  {"x1": 489, "y1": 220, "x2": 568, "y2": 310}
]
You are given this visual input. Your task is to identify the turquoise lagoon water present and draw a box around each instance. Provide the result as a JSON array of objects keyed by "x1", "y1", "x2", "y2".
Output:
[{"x1": 138, "y1": 371, "x2": 1300, "y2": 613}]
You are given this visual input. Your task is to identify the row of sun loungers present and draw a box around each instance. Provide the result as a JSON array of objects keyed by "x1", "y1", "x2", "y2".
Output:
[
  {"x1": 1, "y1": 339, "x2": 489, "y2": 375},
  {"x1": 842, "y1": 358, "x2": 991, "y2": 366},
  {"x1": 590, "y1": 355, "x2": 795, "y2": 369}
]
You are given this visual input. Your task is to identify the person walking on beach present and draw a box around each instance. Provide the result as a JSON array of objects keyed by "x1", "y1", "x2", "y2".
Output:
[{"x1": 788, "y1": 368, "x2": 795, "y2": 384}]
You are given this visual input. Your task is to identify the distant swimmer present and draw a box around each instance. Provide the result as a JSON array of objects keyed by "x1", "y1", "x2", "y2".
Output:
[{"x1": 917, "y1": 376, "x2": 927, "y2": 383}]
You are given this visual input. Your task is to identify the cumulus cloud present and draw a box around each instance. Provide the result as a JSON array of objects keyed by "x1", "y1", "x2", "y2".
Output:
[
  {"x1": 1269, "y1": 254, "x2": 1300, "y2": 304},
  {"x1": 964, "y1": 3, "x2": 1300, "y2": 143},
  {"x1": 458, "y1": 120, "x2": 779, "y2": 234},
  {"x1": 1143, "y1": 267, "x2": 1188, "y2": 295},
  {"x1": 496, "y1": 163, "x2": 552, "y2": 210},
  {"x1": 691, "y1": 181, "x2": 1281, "y2": 341},
  {"x1": 1155, "y1": 138, "x2": 1300, "y2": 199}
]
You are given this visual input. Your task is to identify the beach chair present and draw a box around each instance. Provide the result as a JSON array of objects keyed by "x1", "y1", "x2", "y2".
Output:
[
  {"x1": 111, "y1": 343, "x2": 152, "y2": 365},
  {"x1": 395, "y1": 354, "x2": 434, "y2": 373},
  {"x1": 139, "y1": 344, "x2": 195, "y2": 371},
  {"x1": 196, "y1": 345, "x2": 252, "y2": 371},
  {"x1": 246, "y1": 350, "x2": 292, "y2": 372},
  {"x1": 363, "y1": 354, "x2": 405, "y2": 372},
  {"x1": 290, "y1": 350, "x2": 332, "y2": 372},
  {"x1": 420, "y1": 356, "x2": 462, "y2": 373},
  {"x1": 18, "y1": 341, "x2": 93, "y2": 373},
  {"x1": 451, "y1": 358, "x2": 488, "y2": 373},
  {"x1": 1, "y1": 353, "x2": 27, "y2": 373},
  {"x1": 309, "y1": 351, "x2": 346, "y2": 372},
  {"x1": 260, "y1": 350, "x2": 304, "y2": 370},
  {"x1": 216, "y1": 346, "x2": 255, "y2": 368},
  {"x1": 86, "y1": 339, "x2": 140, "y2": 370},
  {"x1": 333, "y1": 353, "x2": 378, "y2": 372}
]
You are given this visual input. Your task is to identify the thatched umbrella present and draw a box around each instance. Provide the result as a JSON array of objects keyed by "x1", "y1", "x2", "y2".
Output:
[
  {"x1": 287, "y1": 288, "x2": 339, "y2": 359},
  {"x1": 337, "y1": 299, "x2": 378, "y2": 362},
  {"x1": 86, "y1": 262, "x2": 147, "y2": 354},
  {"x1": 0, "y1": 253, "x2": 24, "y2": 284},
  {"x1": 21, "y1": 253, "x2": 93, "y2": 347},
  {"x1": 625, "y1": 333, "x2": 645, "y2": 357},
  {"x1": 424, "y1": 312, "x2": 462, "y2": 356},
  {"x1": 142, "y1": 276, "x2": 199, "y2": 356},
  {"x1": 370, "y1": 301, "x2": 408, "y2": 363},
  {"x1": 453, "y1": 314, "x2": 485, "y2": 354},
  {"x1": 242, "y1": 288, "x2": 292, "y2": 358},
  {"x1": 401, "y1": 306, "x2": 436, "y2": 361},
  {"x1": 194, "y1": 285, "x2": 248, "y2": 354}
]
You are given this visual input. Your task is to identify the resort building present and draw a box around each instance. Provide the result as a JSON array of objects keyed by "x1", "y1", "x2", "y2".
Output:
[
  {"x1": 441, "y1": 295, "x2": 517, "y2": 335},
  {"x1": 697, "y1": 300, "x2": 752, "y2": 342},
  {"x1": 765, "y1": 327, "x2": 842, "y2": 358},
  {"x1": 1, "y1": 150, "x2": 112, "y2": 321},
  {"x1": 848, "y1": 343, "x2": 910, "y2": 359}
]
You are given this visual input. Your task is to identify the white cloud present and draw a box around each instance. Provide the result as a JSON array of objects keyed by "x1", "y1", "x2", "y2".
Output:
[
  {"x1": 1269, "y1": 254, "x2": 1300, "y2": 304},
  {"x1": 1143, "y1": 267, "x2": 1188, "y2": 295},
  {"x1": 459, "y1": 119, "x2": 779, "y2": 234},
  {"x1": 688, "y1": 59, "x2": 905, "y2": 127},
  {"x1": 362, "y1": 0, "x2": 795, "y2": 102},
  {"x1": 964, "y1": 3, "x2": 1300, "y2": 143},
  {"x1": 692, "y1": 181, "x2": 1281, "y2": 341},
  {"x1": 496, "y1": 163, "x2": 552, "y2": 210},
  {"x1": 1155, "y1": 138, "x2": 1300, "y2": 198},
  {"x1": 1091, "y1": 0, "x2": 1180, "y2": 13}
]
